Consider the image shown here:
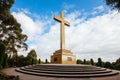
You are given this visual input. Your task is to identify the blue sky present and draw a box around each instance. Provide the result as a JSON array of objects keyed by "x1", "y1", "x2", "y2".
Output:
[
  {"x1": 11, "y1": 0, "x2": 120, "y2": 62},
  {"x1": 11, "y1": 0, "x2": 107, "y2": 16}
]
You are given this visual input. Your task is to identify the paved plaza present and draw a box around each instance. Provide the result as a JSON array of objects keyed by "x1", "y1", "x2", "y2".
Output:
[{"x1": 1, "y1": 68, "x2": 120, "y2": 80}]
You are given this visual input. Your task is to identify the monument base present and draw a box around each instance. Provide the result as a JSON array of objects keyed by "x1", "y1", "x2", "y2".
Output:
[{"x1": 51, "y1": 49, "x2": 76, "y2": 64}]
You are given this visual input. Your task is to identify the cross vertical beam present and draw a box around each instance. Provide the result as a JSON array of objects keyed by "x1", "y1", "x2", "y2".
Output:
[{"x1": 54, "y1": 12, "x2": 70, "y2": 50}]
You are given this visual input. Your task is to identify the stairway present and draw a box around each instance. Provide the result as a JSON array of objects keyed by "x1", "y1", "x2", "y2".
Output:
[{"x1": 15, "y1": 64, "x2": 119, "y2": 78}]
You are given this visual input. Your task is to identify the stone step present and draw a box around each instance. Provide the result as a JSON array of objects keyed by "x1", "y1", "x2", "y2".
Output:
[
  {"x1": 20, "y1": 67, "x2": 112, "y2": 74},
  {"x1": 25, "y1": 65, "x2": 105, "y2": 69},
  {"x1": 15, "y1": 68, "x2": 119, "y2": 78},
  {"x1": 31, "y1": 66, "x2": 101, "y2": 70},
  {"x1": 24, "y1": 66, "x2": 107, "y2": 72},
  {"x1": 32, "y1": 64, "x2": 100, "y2": 69}
]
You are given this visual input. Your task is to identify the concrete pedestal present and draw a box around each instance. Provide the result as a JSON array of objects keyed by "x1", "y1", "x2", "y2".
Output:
[{"x1": 51, "y1": 49, "x2": 76, "y2": 64}]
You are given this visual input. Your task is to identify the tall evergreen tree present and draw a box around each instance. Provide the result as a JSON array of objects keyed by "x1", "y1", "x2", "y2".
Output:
[
  {"x1": 45, "y1": 59, "x2": 49, "y2": 64},
  {"x1": 38, "y1": 58, "x2": 41, "y2": 64},
  {"x1": 0, "y1": 0, "x2": 28, "y2": 55},
  {"x1": 90, "y1": 58, "x2": 94, "y2": 65},
  {"x1": 83, "y1": 59, "x2": 87, "y2": 64}
]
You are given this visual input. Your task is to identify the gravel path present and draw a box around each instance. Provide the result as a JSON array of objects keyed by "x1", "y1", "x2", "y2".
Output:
[{"x1": 1, "y1": 68, "x2": 120, "y2": 80}]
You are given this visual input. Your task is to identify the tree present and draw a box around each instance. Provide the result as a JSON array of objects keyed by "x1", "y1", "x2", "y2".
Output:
[
  {"x1": 96, "y1": 58, "x2": 103, "y2": 67},
  {"x1": 112, "y1": 57, "x2": 120, "y2": 70},
  {"x1": 116, "y1": 57, "x2": 120, "y2": 63},
  {"x1": 83, "y1": 59, "x2": 87, "y2": 64},
  {"x1": 0, "y1": 43, "x2": 8, "y2": 69},
  {"x1": 0, "y1": 0, "x2": 28, "y2": 55},
  {"x1": 114, "y1": 63, "x2": 120, "y2": 70},
  {"x1": 104, "y1": 62, "x2": 113, "y2": 69},
  {"x1": 27, "y1": 49, "x2": 37, "y2": 65},
  {"x1": 90, "y1": 58, "x2": 94, "y2": 65},
  {"x1": 38, "y1": 58, "x2": 41, "y2": 64},
  {"x1": 27, "y1": 49, "x2": 37, "y2": 59},
  {"x1": 106, "y1": 0, "x2": 120, "y2": 11},
  {"x1": 45, "y1": 59, "x2": 49, "y2": 64},
  {"x1": 2, "y1": 53, "x2": 8, "y2": 68},
  {"x1": 15, "y1": 55, "x2": 28, "y2": 67},
  {"x1": 0, "y1": 43, "x2": 6, "y2": 69},
  {"x1": 76, "y1": 59, "x2": 83, "y2": 64},
  {"x1": 32, "y1": 58, "x2": 34, "y2": 65}
]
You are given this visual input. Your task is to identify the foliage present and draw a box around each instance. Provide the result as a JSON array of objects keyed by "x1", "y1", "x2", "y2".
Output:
[
  {"x1": 0, "y1": 0, "x2": 28, "y2": 55},
  {"x1": 112, "y1": 58, "x2": 120, "y2": 70},
  {"x1": 104, "y1": 61, "x2": 113, "y2": 69},
  {"x1": 76, "y1": 57, "x2": 120, "y2": 71},
  {"x1": 0, "y1": 43, "x2": 8, "y2": 69},
  {"x1": 76, "y1": 59, "x2": 83, "y2": 64},
  {"x1": 27, "y1": 49, "x2": 37, "y2": 59},
  {"x1": 83, "y1": 59, "x2": 87, "y2": 64},
  {"x1": 7, "y1": 49, "x2": 38, "y2": 67},
  {"x1": 96, "y1": 58, "x2": 104, "y2": 67},
  {"x1": 45, "y1": 59, "x2": 49, "y2": 64},
  {"x1": 2, "y1": 53, "x2": 9, "y2": 68},
  {"x1": 116, "y1": 57, "x2": 120, "y2": 63},
  {"x1": 106, "y1": 0, "x2": 120, "y2": 11},
  {"x1": 15, "y1": 55, "x2": 28, "y2": 67},
  {"x1": 27, "y1": 49, "x2": 37, "y2": 65},
  {"x1": 0, "y1": 43, "x2": 5, "y2": 69},
  {"x1": 90, "y1": 58, "x2": 94, "y2": 65},
  {"x1": 38, "y1": 58, "x2": 41, "y2": 64}
]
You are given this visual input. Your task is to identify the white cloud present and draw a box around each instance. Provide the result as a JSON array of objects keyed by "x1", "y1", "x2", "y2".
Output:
[
  {"x1": 94, "y1": 6, "x2": 104, "y2": 11},
  {"x1": 12, "y1": 8, "x2": 120, "y2": 62},
  {"x1": 92, "y1": 6, "x2": 105, "y2": 15},
  {"x1": 62, "y1": 2, "x2": 75, "y2": 10}
]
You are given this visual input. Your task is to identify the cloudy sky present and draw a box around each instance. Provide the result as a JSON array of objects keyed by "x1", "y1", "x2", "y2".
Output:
[{"x1": 11, "y1": 0, "x2": 120, "y2": 62}]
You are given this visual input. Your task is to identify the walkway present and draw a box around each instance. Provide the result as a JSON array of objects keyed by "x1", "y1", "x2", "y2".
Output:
[{"x1": 1, "y1": 68, "x2": 120, "y2": 80}]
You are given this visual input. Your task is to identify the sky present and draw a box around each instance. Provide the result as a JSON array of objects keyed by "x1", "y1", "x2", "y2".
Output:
[{"x1": 10, "y1": 0, "x2": 120, "y2": 62}]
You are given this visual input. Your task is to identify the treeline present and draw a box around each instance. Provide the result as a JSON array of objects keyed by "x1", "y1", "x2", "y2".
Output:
[
  {"x1": 0, "y1": 43, "x2": 47, "y2": 69},
  {"x1": 77, "y1": 58, "x2": 120, "y2": 70}
]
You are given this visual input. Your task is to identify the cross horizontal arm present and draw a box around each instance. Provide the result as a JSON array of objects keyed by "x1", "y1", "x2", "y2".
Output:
[
  {"x1": 54, "y1": 16, "x2": 62, "y2": 22},
  {"x1": 64, "y1": 21, "x2": 70, "y2": 26},
  {"x1": 54, "y1": 16, "x2": 70, "y2": 27}
]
